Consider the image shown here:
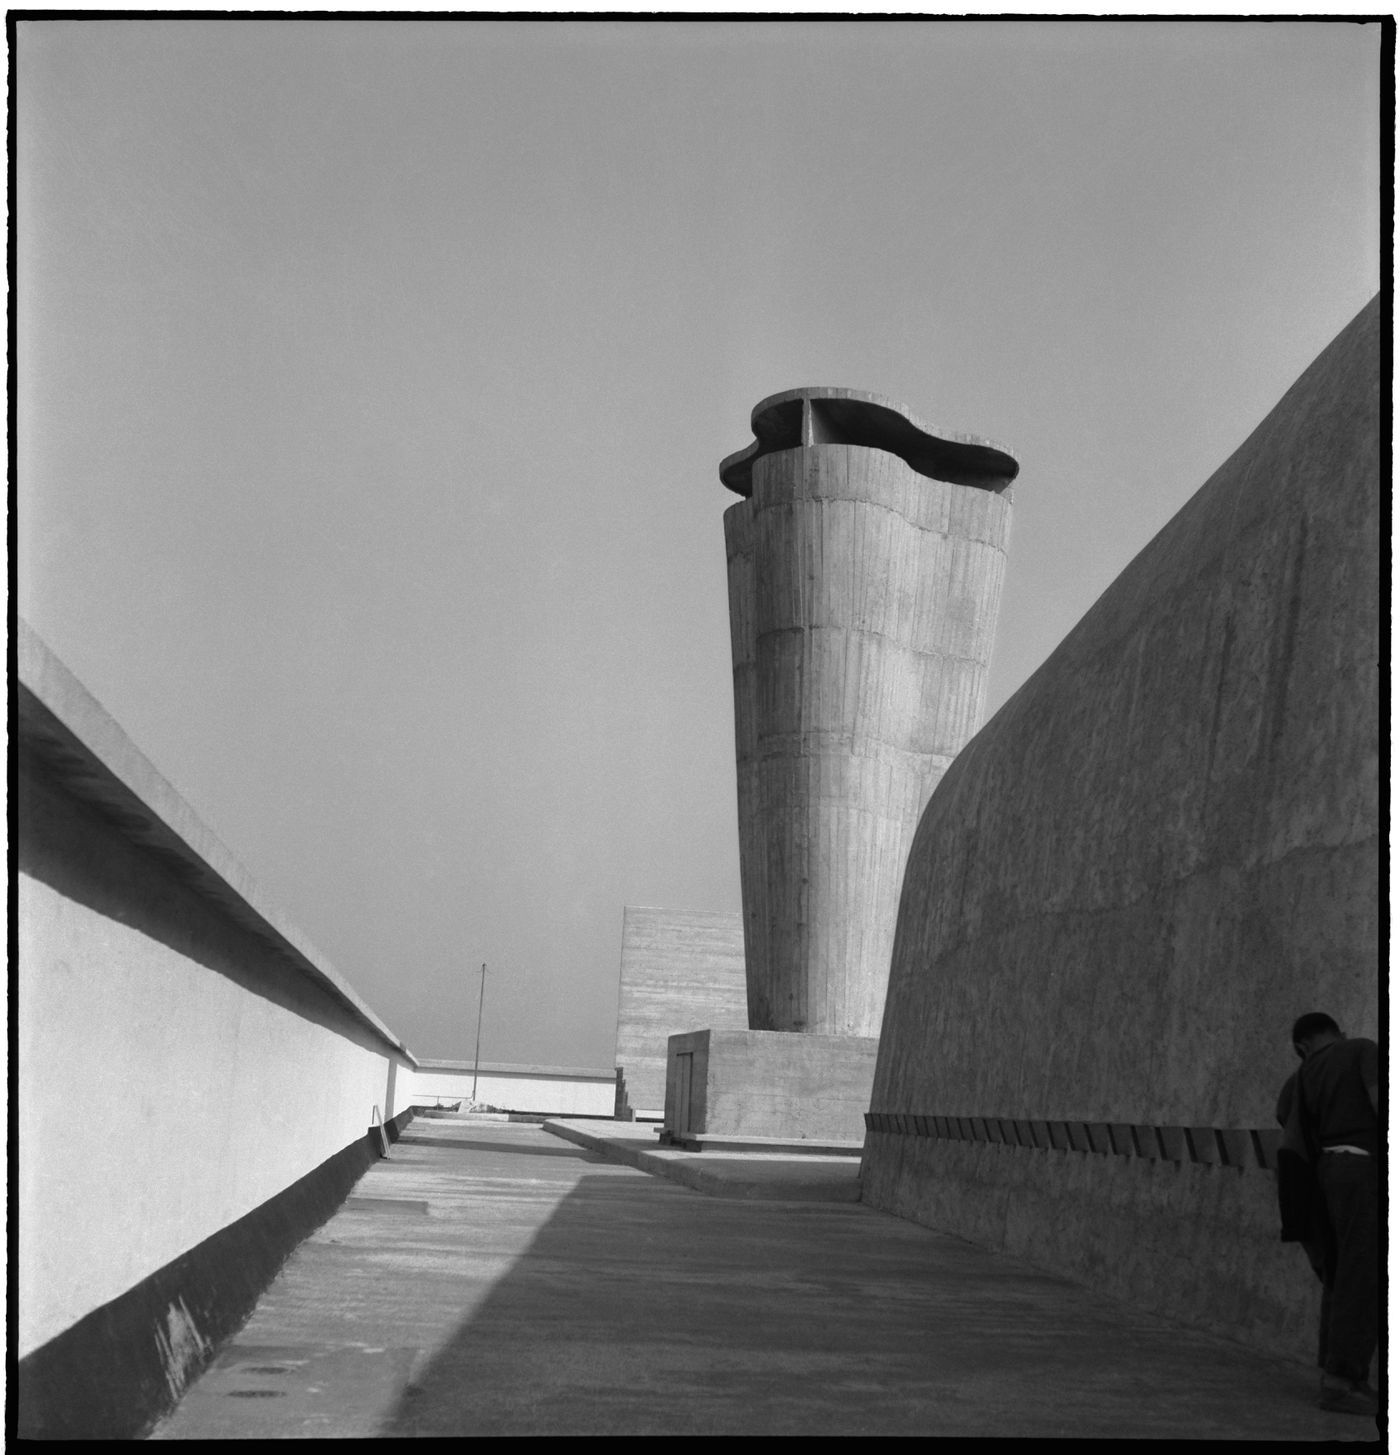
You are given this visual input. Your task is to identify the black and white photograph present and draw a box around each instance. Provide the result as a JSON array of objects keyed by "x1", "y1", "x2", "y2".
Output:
[{"x1": 14, "y1": 12, "x2": 1383, "y2": 1439}]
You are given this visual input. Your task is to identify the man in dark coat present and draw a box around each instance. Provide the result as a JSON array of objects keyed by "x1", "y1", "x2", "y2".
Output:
[{"x1": 1275, "y1": 1012, "x2": 1381, "y2": 1417}]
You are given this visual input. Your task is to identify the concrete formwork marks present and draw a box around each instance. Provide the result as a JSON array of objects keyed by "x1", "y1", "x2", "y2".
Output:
[
  {"x1": 726, "y1": 433, "x2": 1013, "y2": 1037},
  {"x1": 613, "y1": 907, "x2": 747, "y2": 1116}
]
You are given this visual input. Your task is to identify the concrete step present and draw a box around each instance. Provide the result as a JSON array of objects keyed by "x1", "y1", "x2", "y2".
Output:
[
  {"x1": 654, "y1": 1129, "x2": 863, "y2": 1156},
  {"x1": 544, "y1": 1118, "x2": 863, "y2": 1202}
]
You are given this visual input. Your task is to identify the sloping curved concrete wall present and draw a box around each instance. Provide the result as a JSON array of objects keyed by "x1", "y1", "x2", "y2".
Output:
[
  {"x1": 18, "y1": 623, "x2": 417, "y2": 1432},
  {"x1": 862, "y1": 297, "x2": 1380, "y2": 1360}
]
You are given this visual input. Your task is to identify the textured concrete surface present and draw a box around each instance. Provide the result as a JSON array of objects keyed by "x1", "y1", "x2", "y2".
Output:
[
  {"x1": 723, "y1": 391, "x2": 1016, "y2": 1036},
  {"x1": 864, "y1": 297, "x2": 1381, "y2": 1364},
  {"x1": 612, "y1": 906, "x2": 748, "y2": 1118},
  {"x1": 149, "y1": 1120, "x2": 1377, "y2": 1439},
  {"x1": 663, "y1": 1028, "x2": 878, "y2": 1142}
]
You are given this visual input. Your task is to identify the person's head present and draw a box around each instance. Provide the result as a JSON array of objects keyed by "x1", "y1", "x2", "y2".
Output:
[{"x1": 1291, "y1": 1012, "x2": 1342, "y2": 1059}]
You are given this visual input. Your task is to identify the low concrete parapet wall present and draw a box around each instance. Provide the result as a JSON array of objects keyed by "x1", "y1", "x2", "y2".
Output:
[
  {"x1": 404, "y1": 1060, "x2": 615, "y2": 1116},
  {"x1": 17, "y1": 622, "x2": 419, "y2": 1438}
]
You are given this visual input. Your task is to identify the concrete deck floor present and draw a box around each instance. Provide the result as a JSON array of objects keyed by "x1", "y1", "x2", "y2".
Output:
[{"x1": 150, "y1": 1117, "x2": 1379, "y2": 1440}]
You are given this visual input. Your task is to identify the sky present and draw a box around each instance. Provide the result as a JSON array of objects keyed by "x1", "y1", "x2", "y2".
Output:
[{"x1": 17, "y1": 18, "x2": 1382, "y2": 1071}]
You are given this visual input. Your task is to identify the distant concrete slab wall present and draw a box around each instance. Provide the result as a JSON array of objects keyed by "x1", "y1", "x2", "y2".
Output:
[
  {"x1": 17, "y1": 623, "x2": 417, "y2": 1437},
  {"x1": 404, "y1": 1061, "x2": 615, "y2": 1116},
  {"x1": 862, "y1": 298, "x2": 1381, "y2": 1363},
  {"x1": 613, "y1": 906, "x2": 747, "y2": 1117}
]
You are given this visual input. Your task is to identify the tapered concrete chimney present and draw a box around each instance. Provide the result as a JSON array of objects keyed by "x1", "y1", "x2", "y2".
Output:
[{"x1": 720, "y1": 388, "x2": 1018, "y2": 1037}]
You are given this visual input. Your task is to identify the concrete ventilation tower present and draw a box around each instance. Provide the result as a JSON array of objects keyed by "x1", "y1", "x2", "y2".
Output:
[
  {"x1": 659, "y1": 390, "x2": 1017, "y2": 1148},
  {"x1": 720, "y1": 389, "x2": 1019, "y2": 1040},
  {"x1": 663, "y1": 391, "x2": 1017, "y2": 1146}
]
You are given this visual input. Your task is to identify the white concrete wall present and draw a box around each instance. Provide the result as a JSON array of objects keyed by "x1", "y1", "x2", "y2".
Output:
[
  {"x1": 18, "y1": 878, "x2": 407, "y2": 1357},
  {"x1": 18, "y1": 622, "x2": 417, "y2": 1361},
  {"x1": 404, "y1": 1063, "x2": 614, "y2": 1116}
]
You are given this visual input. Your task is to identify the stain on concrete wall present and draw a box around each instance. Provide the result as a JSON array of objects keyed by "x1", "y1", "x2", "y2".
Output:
[
  {"x1": 862, "y1": 297, "x2": 1380, "y2": 1361},
  {"x1": 155, "y1": 1297, "x2": 211, "y2": 1406},
  {"x1": 613, "y1": 906, "x2": 747, "y2": 1117}
]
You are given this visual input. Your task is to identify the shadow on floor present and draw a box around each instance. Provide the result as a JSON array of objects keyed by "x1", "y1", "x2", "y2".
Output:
[
  {"x1": 374, "y1": 1166, "x2": 1349, "y2": 1440},
  {"x1": 395, "y1": 1134, "x2": 606, "y2": 1160}
]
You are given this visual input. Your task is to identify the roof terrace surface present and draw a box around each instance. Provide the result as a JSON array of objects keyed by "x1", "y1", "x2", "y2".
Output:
[{"x1": 719, "y1": 387, "x2": 1019, "y2": 497}]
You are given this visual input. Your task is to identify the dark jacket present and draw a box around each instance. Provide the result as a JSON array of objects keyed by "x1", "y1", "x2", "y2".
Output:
[{"x1": 1275, "y1": 1068, "x2": 1328, "y2": 1249}]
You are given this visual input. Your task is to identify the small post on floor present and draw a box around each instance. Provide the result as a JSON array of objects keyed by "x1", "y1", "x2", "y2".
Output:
[{"x1": 471, "y1": 962, "x2": 487, "y2": 1102}]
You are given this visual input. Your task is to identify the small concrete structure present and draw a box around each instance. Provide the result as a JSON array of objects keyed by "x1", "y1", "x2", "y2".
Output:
[
  {"x1": 404, "y1": 1059, "x2": 615, "y2": 1117},
  {"x1": 612, "y1": 905, "x2": 747, "y2": 1118},
  {"x1": 666, "y1": 392, "x2": 1017, "y2": 1145},
  {"x1": 663, "y1": 1029, "x2": 877, "y2": 1144},
  {"x1": 862, "y1": 297, "x2": 1381, "y2": 1366}
]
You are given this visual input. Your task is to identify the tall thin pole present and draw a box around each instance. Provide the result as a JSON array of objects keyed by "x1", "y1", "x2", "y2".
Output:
[{"x1": 472, "y1": 962, "x2": 487, "y2": 1102}]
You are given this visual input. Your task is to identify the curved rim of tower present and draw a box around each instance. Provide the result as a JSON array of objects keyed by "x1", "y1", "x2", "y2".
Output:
[{"x1": 719, "y1": 386, "x2": 1019, "y2": 497}]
